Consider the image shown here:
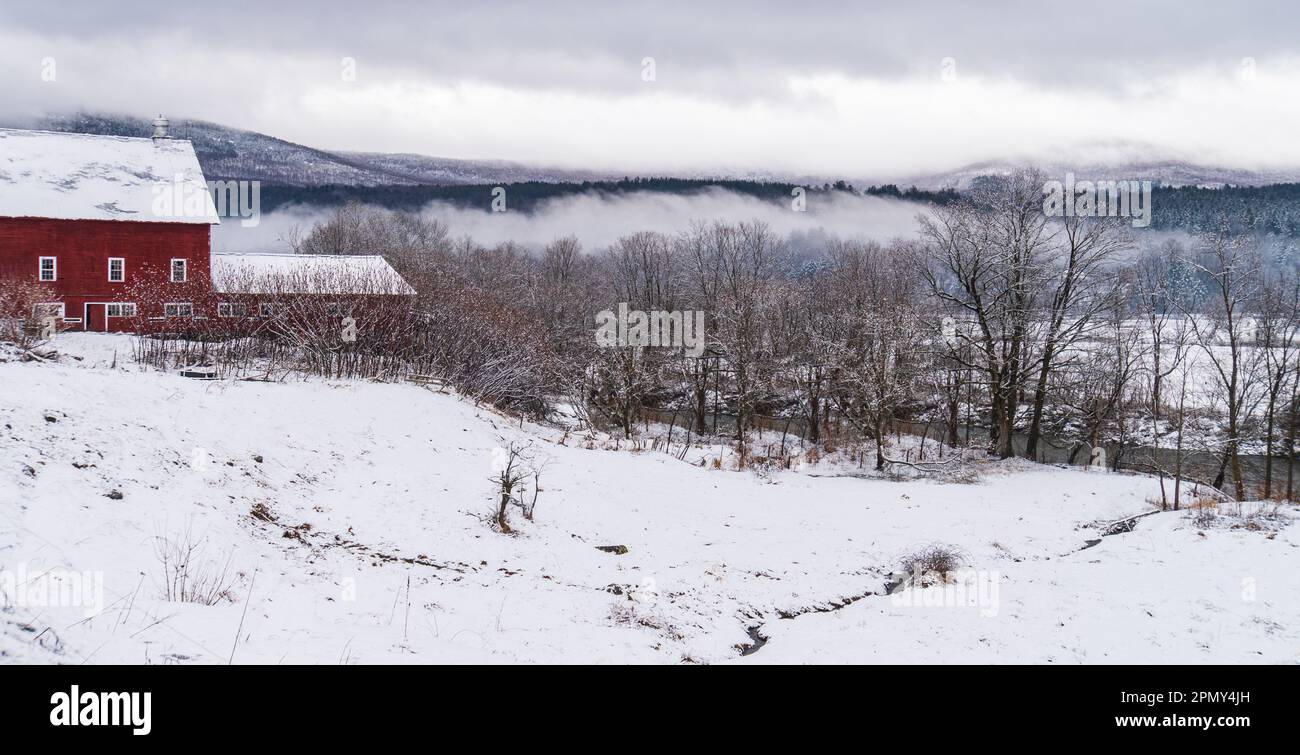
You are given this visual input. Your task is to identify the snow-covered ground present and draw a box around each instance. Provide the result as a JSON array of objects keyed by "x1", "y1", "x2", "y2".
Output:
[{"x1": 1, "y1": 334, "x2": 1296, "y2": 664}]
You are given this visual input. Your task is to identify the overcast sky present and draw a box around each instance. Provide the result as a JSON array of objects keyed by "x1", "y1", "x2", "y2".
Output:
[{"x1": 3, "y1": 1, "x2": 1299, "y2": 178}]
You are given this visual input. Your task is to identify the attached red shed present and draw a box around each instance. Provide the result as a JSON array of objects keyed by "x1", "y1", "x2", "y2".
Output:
[{"x1": 0, "y1": 124, "x2": 219, "y2": 332}]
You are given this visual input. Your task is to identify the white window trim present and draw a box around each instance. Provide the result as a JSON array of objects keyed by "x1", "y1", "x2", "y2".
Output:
[
  {"x1": 170, "y1": 258, "x2": 188, "y2": 283},
  {"x1": 217, "y1": 302, "x2": 249, "y2": 318},
  {"x1": 259, "y1": 302, "x2": 276, "y2": 318},
  {"x1": 105, "y1": 303, "x2": 137, "y2": 318},
  {"x1": 38, "y1": 256, "x2": 57, "y2": 281},
  {"x1": 164, "y1": 302, "x2": 194, "y2": 318},
  {"x1": 108, "y1": 257, "x2": 126, "y2": 283}
]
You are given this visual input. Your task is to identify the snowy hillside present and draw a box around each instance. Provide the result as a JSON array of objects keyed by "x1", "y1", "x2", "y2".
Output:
[
  {"x1": 333, "y1": 152, "x2": 617, "y2": 186},
  {"x1": 14, "y1": 114, "x2": 617, "y2": 188},
  {"x1": 29, "y1": 113, "x2": 418, "y2": 187},
  {"x1": 2, "y1": 334, "x2": 1296, "y2": 664}
]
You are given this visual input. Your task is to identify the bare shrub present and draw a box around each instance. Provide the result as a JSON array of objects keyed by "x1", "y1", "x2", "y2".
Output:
[
  {"x1": 1189, "y1": 495, "x2": 1220, "y2": 527},
  {"x1": 608, "y1": 601, "x2": 684, "y2": 641},
  {"x1": 294, "y1": 206, "x2": 554, "y2": 414},
  {"x1": 414, "y1": 279, "x2": 552, "y2": 415},
  {"x1": 488, "y1": 441, "x2": 546, "y2": 534},
  {"x1": 0, "y1": 276, "x2": 60, "y2": 349},
  {"x1": 154, "y1": 525, "x2": 237, "y2": 605},
  {"x1": 899, "y1": 544, "x2": 964, "y2": 582},
  {"x1": 1240, "y1": 501, "x2": 1292, "y2": 532},
  {"x1": 937, "y1": 461, "x2": 985, "y2": 485}
]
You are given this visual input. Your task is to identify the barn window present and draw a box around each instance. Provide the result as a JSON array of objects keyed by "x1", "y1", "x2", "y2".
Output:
[
  {"x1": 170, "y1": 258, "x2": 188, "y2": 283},
  {"x1": 217, "y1": 302, "x2": 248, "y2": 318},
  {"x1": 106, "y1": 303, "x2": 137, "y2": 318},
  {"x1": 108, "y1": 257, "x2": 125, "y2": 282},
  {"x1": 164, "y1": 303, "x2": 194, "y2": 318},
  {"x1": 38, "y1": 257, "x2": 56, "y2": 281},
  {"x1": 259, "y1": 303, "x2": 277, "y2": 318},
  {"x1": 33, "y1": 303, "x2": 65, "y2": 319}
]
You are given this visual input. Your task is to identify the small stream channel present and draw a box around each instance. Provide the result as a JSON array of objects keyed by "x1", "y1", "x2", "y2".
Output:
[{"x1": 735, "y1": 508, "x2": 1158, "y2": 658}]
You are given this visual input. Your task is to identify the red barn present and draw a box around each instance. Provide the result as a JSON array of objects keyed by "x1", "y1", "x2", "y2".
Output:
[
  {"x1": 211, "y1": 252, "x2": 416, "y2": 301},
  {"x1": 205, "y1": 252, "x2": 418, "y2": 335},
  {"x1": 0, "y1": 122, "x2": 219, "y2": 332}
]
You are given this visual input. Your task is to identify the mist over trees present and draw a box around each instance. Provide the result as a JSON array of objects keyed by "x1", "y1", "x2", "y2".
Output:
[{"x1": 239, "y1": 177, "x2": 1300, "y2": 244}]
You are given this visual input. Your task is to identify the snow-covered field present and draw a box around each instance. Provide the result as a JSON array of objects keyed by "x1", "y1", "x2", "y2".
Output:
[{"x1": 2, "y1": 334, "x2": 1296, "y2": 664}]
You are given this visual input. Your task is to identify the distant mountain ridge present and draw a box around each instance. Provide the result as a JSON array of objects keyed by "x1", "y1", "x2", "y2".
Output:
[
  {"x1": 333, "y1": 151, "x2": 616, "y2": 186},
  {"x1": 29, "y1": 113, "x2": 413, "y2": 186},
  {"x1": 8, "y1": 113, "x2": 623, "y2": 188},
  {"x1": 898, "y1": 158, "x2": 1300, "y2": 190},
  {"x1": 8, "y1": 112, "x2": 1300, "y2": 191}
]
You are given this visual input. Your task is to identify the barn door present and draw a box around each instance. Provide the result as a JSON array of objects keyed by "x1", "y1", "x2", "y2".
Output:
[{"x1": 85, "y1": 304, "x2": 107, "y2": 332}]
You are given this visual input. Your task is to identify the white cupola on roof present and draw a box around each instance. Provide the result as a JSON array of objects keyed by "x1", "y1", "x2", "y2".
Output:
[{"x1": 151, "y1": 115, "x2": 170, "y2": 143}]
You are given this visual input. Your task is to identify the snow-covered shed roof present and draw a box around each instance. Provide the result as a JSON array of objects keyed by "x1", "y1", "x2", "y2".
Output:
[
  {"x1": 211, "y1": 253, "x2": 417, "y2": 296},
  {"x1": 0, "y1": 128, "x2": 219, "y2": 224}
]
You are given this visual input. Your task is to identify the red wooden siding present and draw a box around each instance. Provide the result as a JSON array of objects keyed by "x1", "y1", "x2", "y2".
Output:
[{"x1": 0, "y1": 217, "x2": 211, "y2": 332}]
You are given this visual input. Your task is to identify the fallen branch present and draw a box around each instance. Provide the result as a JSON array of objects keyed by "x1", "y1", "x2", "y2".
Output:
[{"x1": 882, "y1": 452, "x2": 966, "y2": 472}]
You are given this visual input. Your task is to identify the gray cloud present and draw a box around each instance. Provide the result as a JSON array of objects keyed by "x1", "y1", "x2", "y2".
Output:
[
  {"x1": 7, "y1": 1, "x2": 1297, "y2": 90},
  {"x1": 5, "y1": 2, "x2": 1300, "y2": 173}
]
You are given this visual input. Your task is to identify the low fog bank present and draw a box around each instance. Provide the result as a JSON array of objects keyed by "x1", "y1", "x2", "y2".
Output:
[
  {"x1": 212, "y1": 185, "x2": 1248, "y2": 265},
  {"x1": 213, "y1": 187, "x2": 930, "y2": 254}
]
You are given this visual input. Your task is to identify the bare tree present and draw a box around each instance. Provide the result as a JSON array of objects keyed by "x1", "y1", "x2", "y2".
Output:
[
  {"x1": 825, "y1": 240, "x2": 928, "y2": 469},
  {"x1": 1022, "y1": 213, "x2": 1129, "y2": 459},
  {"x1": 588, "y1": 231, "x2": 682, "y2": 437},
  {"x1": 713, "y1": 222, "x2": 782, "y2": 462},
  {"x1": 680, "y1": 222, "x2": 724, "y2": 435},
  {"x1": 1178, "y1": 222, "x2": 1266, "y2": 500},
  {"x1": 1255, "y1": 269, "x2": 1300, "y2": 498},
  {"x1": 1061, "y1": 301, "x2": 1146, "y2": 468},
  {"x1": 489, "y1": 441, "x2": 543, "y2": 534},
  {"x1": 920, "y1": 170, "x2": 1055, "y2": 458},
  {"x1": 1131, "y1": 243, "x2": 1194, "y2": 507},
  {"x1": 298, "y1": 202, "x2": 374, "y2": 255},
  {"x1": 766, "y1": 266, "x2": 835, "y2": 444}
]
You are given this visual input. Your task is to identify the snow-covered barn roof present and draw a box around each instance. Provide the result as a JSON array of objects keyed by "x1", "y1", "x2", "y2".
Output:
[
  {"x1": 0, "y1": 128, "x2": 219, "y2": 224},
  {"x1": 211, "y1": 253, "x2": 417, "y2": 296}
]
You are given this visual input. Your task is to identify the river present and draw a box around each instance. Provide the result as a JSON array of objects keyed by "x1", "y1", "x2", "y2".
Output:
[{"x1": 641, "y1": 408, "x2": 1295, "y2": 500}]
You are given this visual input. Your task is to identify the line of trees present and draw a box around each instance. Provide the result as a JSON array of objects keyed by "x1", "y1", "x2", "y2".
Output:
[
  {"x1": 272, "y1": 170, "x2": 1300, "y2": 499},
  {"x1": 8, "y1": 170, "x2": 1300, "y2": 499}
]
